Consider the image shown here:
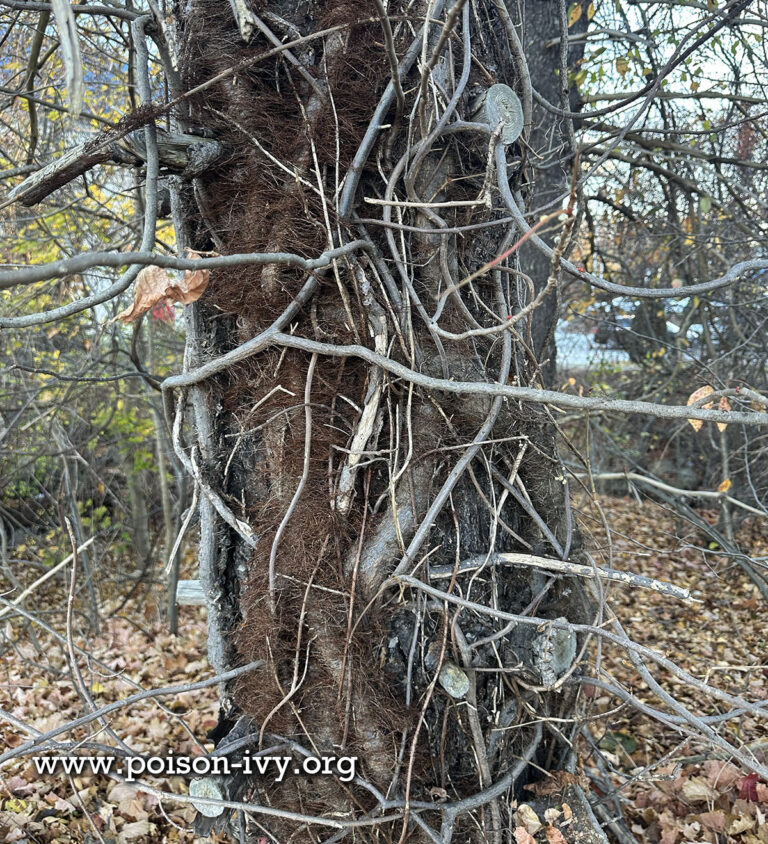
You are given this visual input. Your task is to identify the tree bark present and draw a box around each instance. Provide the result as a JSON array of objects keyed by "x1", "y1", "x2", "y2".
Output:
[{"x1": 172, "y1": 1, "x2": 593, "y2": 840}]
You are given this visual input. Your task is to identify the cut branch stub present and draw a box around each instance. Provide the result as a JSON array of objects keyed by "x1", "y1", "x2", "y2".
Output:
[
  {"x1": 472, "y1": 83, "x2": 524, "y2": 144},
  {"x1": 532, "y1": 617, "x2": 577, "y2": 688},
  {"x1": 7, "y1": 131, "x2": 225, "y2": 207},
  {"x1": 189, "y1": 776, "x2": 225, "y2": 817}
]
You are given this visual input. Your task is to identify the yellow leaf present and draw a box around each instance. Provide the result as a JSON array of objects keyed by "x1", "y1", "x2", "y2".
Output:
[
  {"x1": 616, "y1": 56, "x2": 629, "y2": 78},
  {"x1": 91, "y1": 681, "x2": 106, "y2": 694},
  {"x1": 4, "y1": 797, "x2": 27, "y2": 813},
  {"x1": 717, "y1": 479, "x2": 731, "y2": 493},
  {"x1": 587, "y1": 1, "x2": 596, "y2": 19},
  {"x1": 687, "y1": 385, "x2": 714, "y2": 432},
  {"x1": 568, "y1": 2, "x2": 582, "y2": 26}
]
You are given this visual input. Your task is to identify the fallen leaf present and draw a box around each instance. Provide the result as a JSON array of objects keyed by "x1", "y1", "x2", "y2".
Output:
[
  {"x1": 52, "y1": 795, "x2": 76, "y2": 813},
  {"x1": 5, "y1": 776, "x2": 34, "y2": 797},
  {"x1": 699, "y1": 811, "x2": 726, "y2": 832},
  {"x1": 681, "y1": 776, "x2": 716, "y2": 803},
  {"x1": 718, "y1": 478, "x2": 732, "y2": 493},
  {"x1": 739, "y1": 773, "x2": 760, "y2": 802},
  {"x1": 524, "y1": 771, "x2": 586, "y2": 797},
  {"x1": 727, "y1": 811, "x2": 755, "y2": 834},
  {"x1": 545, "y1": 826, "x2": 568, "y2": 844},
  {"x1": 680, "y1": 820, "x2": 700, "y2": 839},
  {"x1": 121, "y1": 819, "x2": 152, "y2": 840},
  {"x1": 703, "y1": 760, "x2": 742, "y2": 790},
  {"x1": 515, "y1": 804, "x2": 543, "y2": 835},
  {"x1": 514, "y1": 828, "x2": 537, "y2": 844}
]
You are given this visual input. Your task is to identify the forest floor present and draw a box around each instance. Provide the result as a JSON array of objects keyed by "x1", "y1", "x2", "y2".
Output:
[{"x1": 0, "y1": 495, "x2": 766, "y2": 843}]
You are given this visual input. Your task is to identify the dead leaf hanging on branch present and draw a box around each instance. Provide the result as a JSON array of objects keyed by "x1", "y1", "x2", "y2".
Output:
[
  {"x1": 716, "y1": 396, "x2": 731, "y2": 431},
  {"x1": 687, "y1": 385, "x2": 714, "y2": 432},
  {"x1": 115, "y1": 251, "x2": 210, "y2": 324},
  {"x1": 687, "y1": 386, "x2": 731, "y2": 432}
]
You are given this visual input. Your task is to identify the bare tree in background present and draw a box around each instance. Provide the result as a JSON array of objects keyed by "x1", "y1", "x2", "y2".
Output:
[{"x1": 1, "y1": 0, "x2": 768, "y2": 842}]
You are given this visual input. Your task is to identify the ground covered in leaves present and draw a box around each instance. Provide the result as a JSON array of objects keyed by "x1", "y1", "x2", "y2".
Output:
[
  {"x1": 0, "y1": 498, "x2": 766, "y2": 843},
  {"x1": 0, "y1": 549, "x2": 219, "y2": 843},
  {"x1": 576, "y1": 496, "x2": 768, "y2": 844}
]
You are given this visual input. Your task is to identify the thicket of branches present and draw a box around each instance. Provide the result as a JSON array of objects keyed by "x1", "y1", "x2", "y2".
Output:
[{"x1": 0, "y1": 0, "x2": 767, "y2": 842}]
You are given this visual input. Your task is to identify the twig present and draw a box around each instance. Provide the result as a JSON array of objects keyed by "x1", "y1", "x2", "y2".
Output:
[
  {"x1": 0, "y1": 536, "x2": 95, "y2": 621},
  {"x1": 429, "y1": 552, "x2": 696, "y2": 602}
]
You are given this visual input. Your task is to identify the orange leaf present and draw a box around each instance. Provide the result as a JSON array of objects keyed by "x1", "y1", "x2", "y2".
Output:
[
  {"x1": 546, "y1": 827, "x2": 568, "y2": 844},
  {"x1": 687, "y1": 385, "x2": 714, "y2": 432},
  {"x1": 514, "y1": 829, "x2": 537, "y2": 844},
  {"x1": 717, "y1": 478, "x2": 731, "y2": 493},
  {"x1": 717, "y1": 396, "x2": 731, "y2": 432}
]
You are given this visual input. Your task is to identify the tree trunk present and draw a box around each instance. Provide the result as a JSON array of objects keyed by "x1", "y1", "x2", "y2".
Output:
[{"x1": 172, "y1": 1, "x2": 594, "y2": 840}]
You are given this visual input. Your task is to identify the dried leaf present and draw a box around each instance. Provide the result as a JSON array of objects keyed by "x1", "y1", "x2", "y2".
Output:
[
  {"x1": 718, "y1": 478, "x2": 732, "y2": 493},
  {"x1": 687, "y1": 385, "x2": 714, "y2": 432},
  {"x1": 515, "y1": 804, "x2": 543, "y2": 835},
  {"x1": 6, "y1": 776, "x2": 34, "y2": 797},
  {"x1": 514, "y1": 828, "x2": 537, "y2": 844},
  {"x1": 681, "y1": 820, "x2": 701, "y2": 838},
  {"x1": 115, "y1": 261, "x2": 210, "y2": 324},
  {"x1": 587, "y1": 1, "x2": 596, "y2": 19},
  {"x1": 703, "y1": 760, "x2": 742, "y2": 790},
  {"x1": 122, "y1": 819, "x2": 152, "y2": 840},
  {"x1": 525, "y1": 771, "x2": 586, "y2": 797},
  {"x1": 616, "y1": 56, "x2": 630, "y2": 78},
  {"x1": 681, "y1": 776, "x2": 717, "y2": 803},
  {"x1": 546, "y1": 826, "x2": 568, "y2": 844},
  {"x1": 699, "y1": 811, "x2": 726, "y2": 832},
  {"x1": 717, "y1": 396, "x2": 731, "y2": 431},
  {"x1": 727, "y1": 811, "x2": 756, "y2": 834},
  {"x1": 739, "y1": 774, "x2": 760, "y2": 802}
]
